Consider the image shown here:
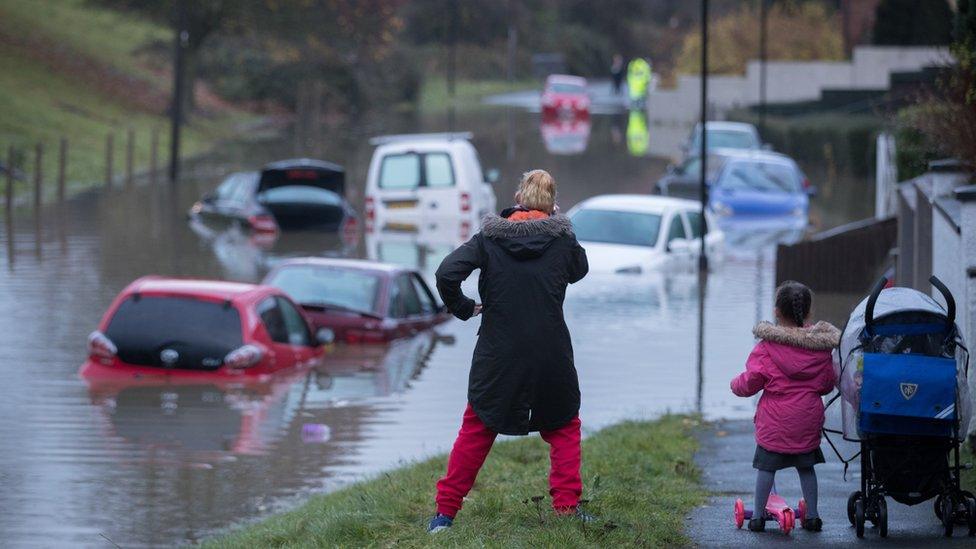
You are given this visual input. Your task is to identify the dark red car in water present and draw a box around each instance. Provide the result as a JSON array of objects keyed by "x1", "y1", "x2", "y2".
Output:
[
  {"x1": 80, "y1": 277, "x2": 330, "y2": 381},
  {"x1": 541, "y1": 74, "x2": 590, "y2": 119},
  {"x1": 262, "y1": 258, "x2": 451, "y2": 344}
]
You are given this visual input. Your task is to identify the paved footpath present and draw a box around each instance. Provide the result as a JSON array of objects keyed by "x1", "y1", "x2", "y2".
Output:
[{"x1": 688, "y1": 419, "x2": 974, "y2": 547}]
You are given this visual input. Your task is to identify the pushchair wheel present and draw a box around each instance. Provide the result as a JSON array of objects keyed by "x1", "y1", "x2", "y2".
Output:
[
  {"x1": 935, "y1": 494, "x2": 944, "y2": 520},
  {"x1": 941, "y1": 495, "x2": 955, "y2": 537},
  {"x1": 847, "y1": 491, "x2": 861, "y2": 526},
  {"x1": 855, "y1": 498, "x2": 865, "y2": 538},
  {"x1": 877, "y1": 497, "x2": 888, "y2": 538}
]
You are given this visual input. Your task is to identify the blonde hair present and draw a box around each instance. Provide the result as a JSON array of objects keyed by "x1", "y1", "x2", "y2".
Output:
[{"x1": 516, "y1": 169, "x2": 557, "y2": 213}]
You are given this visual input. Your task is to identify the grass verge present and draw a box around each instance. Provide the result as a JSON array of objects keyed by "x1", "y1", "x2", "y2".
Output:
[
  {"x1": 419, "y1": 78, "x2": 537, "y2": 113},
  {"x1": 205, "y1": 415, "x2": 705, "y2": 548}
]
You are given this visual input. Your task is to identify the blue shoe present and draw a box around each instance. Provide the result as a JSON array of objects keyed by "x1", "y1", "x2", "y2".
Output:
[{"x1": 427, "y1": 513, "x2": 453, "y2": 533}]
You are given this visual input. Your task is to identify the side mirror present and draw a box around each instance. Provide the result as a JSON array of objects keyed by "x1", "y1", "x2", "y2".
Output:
[
  {"x1": 316, "y1": 327, "x2": 336, "y2": 346},
  {"x1": 485, "y1": 168, "x2": 500, "y2": 184},
  {"x1": 667, "y1": 238, "x2": 692, "y2": 254},
  {"x1": 805, "y1": 185, "x2": 818, "y2": 197}
]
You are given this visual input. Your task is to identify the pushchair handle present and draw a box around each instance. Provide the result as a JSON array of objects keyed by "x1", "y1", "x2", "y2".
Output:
[
  {"x1": 864, "y1": 276, "x2": 887, "y2": 334},
  {"x1": 929, "y1": 275, "x2": 956, "y2": 330}
]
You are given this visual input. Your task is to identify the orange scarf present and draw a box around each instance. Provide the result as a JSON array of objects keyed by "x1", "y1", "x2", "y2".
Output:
[{"x1": 508, "y1": 210, "x2": 549, "y2": 222}]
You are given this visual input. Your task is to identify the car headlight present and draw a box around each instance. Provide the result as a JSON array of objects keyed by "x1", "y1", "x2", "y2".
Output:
[
  {"x1": 615, "y1": 265, "x2": 643, "y2": 275},
  {"x1": 712, "y1": 201, "x2": 733, "y2": 217}
]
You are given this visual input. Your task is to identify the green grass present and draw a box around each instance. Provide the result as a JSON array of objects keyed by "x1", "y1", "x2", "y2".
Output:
[
  {"x1": 419, "y1": 78, "x2": 537, "y2": 113},
  {"x1": 964, "y1": 442, "x2": 975, "y2": 493},
  {"x1": 0, "y1": 0, "x2": 249, "y2": 204},
  {"x1": 205, "y1": 415, "x2": 705, "y2": 548}
]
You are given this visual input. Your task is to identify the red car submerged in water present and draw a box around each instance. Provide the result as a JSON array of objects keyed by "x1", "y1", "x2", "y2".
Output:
[
  {"x1": 80, "y1": 277, "x2": 330, "y2": 381},
  {"x1": 262, "y1": 258, "x2": 451, "y2": 344},
  {"x1": 541, "y1": 74, "x2": 590, "y2": 119}
]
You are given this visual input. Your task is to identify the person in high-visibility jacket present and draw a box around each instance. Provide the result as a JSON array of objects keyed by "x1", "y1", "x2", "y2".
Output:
[{"x1": 626, "y1": 57, "x2": 652, "y2": 104}]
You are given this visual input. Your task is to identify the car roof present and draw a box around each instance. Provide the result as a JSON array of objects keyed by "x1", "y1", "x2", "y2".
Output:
[
  {"x1": 262, "y1": 158, "x2": 345, "y2": 173},
  {"x1": 697, "y1": 121, "x2": 758, "y2": 133},
  {"x1": 546, "y1": 74, "x2": 587, "y2": 87},
  {"x1": 575, "y1": 194, "x2": 702, "y2": 214},
  {"x1": 270, "y1": 257, "x2": 408, "y2": 275},
  {"x1": 124, "y1": 276, "x2": 272, "y2": 302}
]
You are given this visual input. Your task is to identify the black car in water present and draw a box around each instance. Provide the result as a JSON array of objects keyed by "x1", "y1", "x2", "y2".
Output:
[{"x1": 189, "y1": 159, "x2": 355, "y2": 233}]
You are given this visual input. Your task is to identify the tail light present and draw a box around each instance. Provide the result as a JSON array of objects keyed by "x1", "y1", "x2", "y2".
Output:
[
  {"x1": 460, "y1": 220, "x2": 471, "y2": 240},
  {"x1": 224, "y1": 344, "x2": 264, "y2": 369},
  {"x1": 459, "y1": 192, "x2": 471, "y2": 213},
  {"x1": 365, "y1": 196, "x2": 375, "y2": 221},
  {"x1": 248, "y1": 214, "x2": 279, "y2": 233},
  {"x1": 802, "y1": 177, "x2": 811, "y2": 190},
  {"x1": 88, "y1": 331, "x2": 117, "y2": 361},
  {"x1": 341, "y1": 216, "x2": 358, "y2": 246}
]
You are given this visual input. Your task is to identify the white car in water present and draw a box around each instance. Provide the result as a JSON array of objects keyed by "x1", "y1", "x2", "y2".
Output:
[
  {"x1": 364, "y1": 133, "x2": 498, "y2": 233},
  {"x1": 567, "y1": 194, "x2": 724, "y2": 275}
]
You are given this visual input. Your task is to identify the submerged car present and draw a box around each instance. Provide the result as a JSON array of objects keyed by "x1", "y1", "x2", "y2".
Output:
[
  {"x1": 567, "y1": 194, "x2": 723, "y2": 275},
  {"x1": 80, "y1": 277, "x2": 330, "y2": 380},
  {"x1": 682, "y1": 121, "x2": 766, "y2": 160},
  {"x1": 655, "y1": 150, "x2": 736, "y2": 199},
  {"x1": 189, "y1": 159, "x2": 355, "y2": 233},
  {"x1": 541, "y1": 74, "x2": 590, "y2": 119},
  {"x1": 708, "y1": 150, "x2": 812, "y2": 223},
  {"x1": 263, "y1": 258, "x2": 450, "y2": 344}
]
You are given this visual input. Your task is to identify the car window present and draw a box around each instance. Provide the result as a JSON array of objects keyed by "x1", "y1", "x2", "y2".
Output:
[
  {"x1": 379, "y1": 153, "x2": 421, "y2": 190},
  {"x1": 397, "y1": 275, "x2": 423, "y2": 317},
  {"x1": 719, "y1": 160, "x2": 800, "y2": 193},
  {"x1": 276, "y1": 296, "x2": 313, "y2": 346},
  {"x1": 425, "y1": 153, "x2": 455, "y2": 188},
  {"x1": 410, "y1": 274, "x2": 436, "y2": 314},
  {"x1": 686, "y1": 210, "x2": 706, "y2": 239},
  {"x1": 229, "y1": 174, "x2": 256, "y2": 203},
  {"x1": 265, "y1": 266, "x2": 381, "y2": 313},
  {"x1": 215, "y1": 175, "x2": 241, "y2": 200},
  {"x1": 548, "y1": 83, "x2": 585, "y2": 94},
  {"x1": 258, "y1": 297, "x2": 290, "y2": 344},
  {"x1": 667, "y1": 213, "x2": 687, "y2": 243},
  {"x1": 570, "y1": 208, "x2": 662, "y2": 247},
  {"x1": 691, "y1": 128, "x2": 758, "y2": 150},
  {"x1": 258, "y1": 186, "x2": 342, "y2": 205},
  {"x1": 105, "y1": 296, "x2": 242, "y2": 369},
  {"x1": 387, "y1": 276, "x2": 402, "y2": 318}
]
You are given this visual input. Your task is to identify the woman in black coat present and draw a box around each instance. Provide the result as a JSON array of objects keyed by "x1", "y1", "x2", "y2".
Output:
[{"x1": 427, "y1": 170, "x2": 590, "y2": 533}]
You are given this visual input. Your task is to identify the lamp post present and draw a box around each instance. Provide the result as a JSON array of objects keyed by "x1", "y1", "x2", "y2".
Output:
[
  {"x1": 696, "y1": 0, "x2": 709, "y2": 414},
  {"x1": 168, "y1": 2, "x2": 187, "y2": 183}
]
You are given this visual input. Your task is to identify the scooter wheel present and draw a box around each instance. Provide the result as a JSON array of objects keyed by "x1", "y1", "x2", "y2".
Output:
[
  {"x1": 734, "y1": 498, "x2": 745, "y2": 529},
  {"x1": 855, "y1": 498, "x2": 865, "y2": 538},
  {"x1": 781, "y1": 508, "x2": 794, "y2": 534},
  {"x1": 847, "y1": 491, "x2": 862, "y2": 526},
  {"x1": 877, "y1": 496, "x2": 888, "y2": 538},
  {"x1": 797, "y1": 498, "x2": 806, "y2": 522}
]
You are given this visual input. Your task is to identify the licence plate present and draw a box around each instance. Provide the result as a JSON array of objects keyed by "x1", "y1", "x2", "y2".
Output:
[
  {"x1": 384, "y1": 199, "x2": 419, "y2": 209},
  {"x1": 383, "y1": 222, "x2": 418, "y2": 233}
]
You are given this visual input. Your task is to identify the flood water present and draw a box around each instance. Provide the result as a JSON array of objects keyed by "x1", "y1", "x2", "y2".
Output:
[{"x1": 0, "y1": 105, "x2": 874, "y2": 547}]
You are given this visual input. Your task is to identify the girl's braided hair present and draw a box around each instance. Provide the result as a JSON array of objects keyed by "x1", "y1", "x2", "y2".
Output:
[{"x1": 775, "y1": 280, "x2": 812, "y2": 327}]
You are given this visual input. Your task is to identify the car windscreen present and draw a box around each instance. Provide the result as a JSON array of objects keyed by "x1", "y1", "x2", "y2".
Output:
[
  {"x1": 680, "y1": 156, "x2": 727, "y2": 179},
  {"x1": 257, "y1": 185, "x2": 344, "y2": 206},
  {"x1": 266, "y1": 266, "x2": 382, "y2": 313},
  {"x1": 719, "y1": 160, "x2": 801, "y2": 193},
  {"x1": 570, "y1": 208, "x2": 663, "y2": 247},
  {"x1": 105, "y1": 296, "x2": 243, "y2": 370},
  {"x1": 548, "y1": 83, "x2": 585, "y2": 94},
  {"x1": 378, "y1": 152, "x2": 455, "y2": 190},
  {"x1": 692, "y1": 129, "x2": 758, "y2": 150}
]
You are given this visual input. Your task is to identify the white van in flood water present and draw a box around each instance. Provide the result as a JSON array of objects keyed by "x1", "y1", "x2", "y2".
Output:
[{"x1": 364, "y1": 133, "x2": 498, "y2": 234}]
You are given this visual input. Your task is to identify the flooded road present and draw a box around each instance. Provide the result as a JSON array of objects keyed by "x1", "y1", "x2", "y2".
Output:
[{"x1": 0, "y1": 106, "x2": 872, "y2": 547}]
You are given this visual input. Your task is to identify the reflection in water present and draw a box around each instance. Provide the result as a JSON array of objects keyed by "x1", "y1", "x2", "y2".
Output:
[
  {"x1": 540, "y1": 114, "x2": 591, "y2": 156},
  {"x1": 0, "y1": 106, "x2": 872, "y2": 546},
  {"x1": 626, "y1": 109, "x2": 650, "y2": 157}
]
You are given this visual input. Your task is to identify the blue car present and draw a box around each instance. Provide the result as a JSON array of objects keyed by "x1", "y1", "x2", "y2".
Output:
[{"x1": 708, "y1": 151, "x2": 812, "y2": 226}]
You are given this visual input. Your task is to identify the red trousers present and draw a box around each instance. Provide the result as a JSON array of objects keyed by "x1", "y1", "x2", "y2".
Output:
[{"x1": 435, "y1": 403, "x2": 582, "y2": 518}]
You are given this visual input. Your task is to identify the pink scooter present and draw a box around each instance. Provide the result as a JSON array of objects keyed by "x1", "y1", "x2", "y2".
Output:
[{"x1": 734, "y1": 488, "x2": 806, "y2": 534}]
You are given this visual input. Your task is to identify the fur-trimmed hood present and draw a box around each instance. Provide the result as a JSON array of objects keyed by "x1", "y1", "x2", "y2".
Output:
[
  {"x1": 481, "y1": 213, "x2": 574, "y2": 239},
  {"x1": 753, "y1": 320, "x2": 840, "y2": 380},
  {"x1": 480, "y1": 213, "x2": 574, "y2": 260},
  {"x1": 753, "y1": 321, "x2": 840, "y2": 351}
]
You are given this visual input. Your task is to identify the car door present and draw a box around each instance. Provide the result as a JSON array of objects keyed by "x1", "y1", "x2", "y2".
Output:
[
  {"x1": 418, "y1": 151, "x2": 461, "y2": 226},
  {"x1": 409, "y1": 272, "x2": 440, "y2": 329},
  {"x1": 664, "y1": 210, "x2": 693, "y2": 266},
  {"x1": 274, "y1": 296, "x2": 320, "y2": 365},
  {"x1": 257, "y1": 297, "x2": 300, "y2": 370}
]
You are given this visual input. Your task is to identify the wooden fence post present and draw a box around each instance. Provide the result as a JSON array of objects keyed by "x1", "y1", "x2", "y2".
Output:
[
  {"x1": 57, "y1": 137, "x2": 67, "y2": 203},
  {"x1": 105, "y1": 133, "x2": 114, "y2": 187},
  {"x1": 150, "y1": 128, "x2": 159, "y2": 185},
  {"x1": 125, "y1": 128, "x2": 134, "y2": 187},
  {"x1": 5, "y1": 146, "x2": 13, "y2": 218},
  {"x1": 33, "y1": 143, "x2": 43, "y2": 214}
]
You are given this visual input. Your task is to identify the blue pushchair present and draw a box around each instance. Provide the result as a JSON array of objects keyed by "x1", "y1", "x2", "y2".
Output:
[{"x1": 830, "y1": 276, "x2": 975, "y2": 538}]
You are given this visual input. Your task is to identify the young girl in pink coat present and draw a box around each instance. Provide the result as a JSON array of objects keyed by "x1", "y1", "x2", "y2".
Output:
[{"x1": 731, "y1": 281, "x2": 840, "y2": 532}]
